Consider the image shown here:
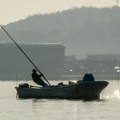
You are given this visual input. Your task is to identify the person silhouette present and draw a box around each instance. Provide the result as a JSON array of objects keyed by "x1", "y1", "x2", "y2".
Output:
[{"x1": 31, "y1": 69, "x2": 48, "y2": 87}]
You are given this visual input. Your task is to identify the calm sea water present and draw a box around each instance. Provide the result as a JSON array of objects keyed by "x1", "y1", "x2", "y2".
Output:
[{"x1": 0, "y1": 80, "x2": 120, "y2": 120}]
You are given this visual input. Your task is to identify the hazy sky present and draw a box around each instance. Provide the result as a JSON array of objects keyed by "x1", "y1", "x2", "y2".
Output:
[{"x1": 0, "y1": 0, "x2": 118, "y2": 25}]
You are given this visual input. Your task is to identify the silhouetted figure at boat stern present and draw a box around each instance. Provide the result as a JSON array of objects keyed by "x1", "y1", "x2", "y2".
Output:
[{"x1": 31, "y1": 69, "x2": 48, "y2": 87}]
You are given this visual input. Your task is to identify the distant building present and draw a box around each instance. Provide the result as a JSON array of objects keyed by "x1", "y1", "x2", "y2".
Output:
[
  {"x1": 64, "y1": 54, "x2": 120, "y2": 80},
  {"x1": 0, "y1": 43, "x2": 65, "y2": 80},
  {"x1": 87, "y1": 54, "x2": 120, "y2": 61}
]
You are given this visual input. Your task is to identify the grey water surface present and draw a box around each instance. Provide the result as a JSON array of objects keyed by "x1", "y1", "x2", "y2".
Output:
[{"x1": 0, "y1": 80, "x2": 120, "y2": 120}]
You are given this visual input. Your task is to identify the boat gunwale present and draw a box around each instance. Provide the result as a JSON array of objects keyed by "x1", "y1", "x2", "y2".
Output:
[{"x1": 15, "y1": 80, "x2": 109, "y2": 91}]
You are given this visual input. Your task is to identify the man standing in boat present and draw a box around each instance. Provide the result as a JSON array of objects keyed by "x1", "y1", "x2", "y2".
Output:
[{"x1": 31, "y1": 69, "x2": 48, "y2": 87}]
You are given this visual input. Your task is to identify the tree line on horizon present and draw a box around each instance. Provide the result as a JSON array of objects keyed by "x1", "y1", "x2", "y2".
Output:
[{"x1": 0, "y1": 6, "x2": 120, "y2": 59}]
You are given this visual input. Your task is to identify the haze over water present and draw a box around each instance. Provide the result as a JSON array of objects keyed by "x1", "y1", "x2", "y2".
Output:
[
  {"x1": 0, "y1": 80, "x2": 120, "y2": 120},
  {"x1": 0, "y1": 1, "x2": 120, "y2": 119}
]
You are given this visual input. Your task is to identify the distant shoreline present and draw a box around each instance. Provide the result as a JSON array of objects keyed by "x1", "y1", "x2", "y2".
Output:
[{"x1": 0, "y1": 75, "x2": 117, "y2": 81}]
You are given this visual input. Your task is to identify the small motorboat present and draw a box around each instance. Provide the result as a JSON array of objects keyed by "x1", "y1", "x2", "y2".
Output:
[{"x1": 15, "y1": 80, "x2": 108, "y2": 99}]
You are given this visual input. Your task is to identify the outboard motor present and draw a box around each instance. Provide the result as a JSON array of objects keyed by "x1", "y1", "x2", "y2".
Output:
[{"x1": 83, "y1": 73, "x2": 95, "y2": 82}]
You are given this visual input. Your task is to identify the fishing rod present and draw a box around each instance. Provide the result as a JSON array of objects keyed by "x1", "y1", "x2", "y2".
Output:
[{"x1": 0, "y1": 25, "x2": 50, "y2": 85}]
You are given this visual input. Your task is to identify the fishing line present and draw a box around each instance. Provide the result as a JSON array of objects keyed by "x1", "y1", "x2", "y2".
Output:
[{"x1": 0, "y1": 25, "x2": 50, "y2": 85}]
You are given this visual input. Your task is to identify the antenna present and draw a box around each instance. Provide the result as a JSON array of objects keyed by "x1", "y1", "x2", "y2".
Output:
[{"x1": 116, "y1": 0, "x2": 119, "y2": 6}]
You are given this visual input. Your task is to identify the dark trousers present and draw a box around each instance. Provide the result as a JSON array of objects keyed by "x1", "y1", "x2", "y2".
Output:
[{"x1": 34, "y1": 79, "x2": 48, "y2": 87}]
